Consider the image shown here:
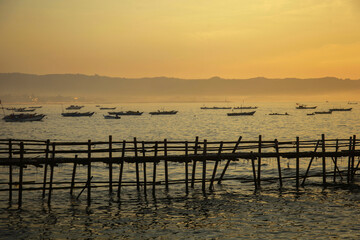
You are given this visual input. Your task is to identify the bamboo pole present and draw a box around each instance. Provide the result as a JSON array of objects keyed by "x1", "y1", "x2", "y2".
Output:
[
  {"x1": 142, "y1": 141, "x2": 147, "y2": 196},
  {"x1": 218, "y1": 136, "x2": 242, "y2": 184},
  {"x1": 87, "y1": 140, "x2": 91, "y2": 205},
  {"x1": 351, "y1": 135, "x2": 356, "y2": 182},
  {"x1": 164, "y1": 139, "x2": 169, "y2": 191},
  {"x1": 333, "y1": 139, "x2": 339, "y2": 182},
  {"x1": 109, "y1": 135, "x2": 113, "y2": 194},
  {"x1": 191, "y1": 136, "x2": 199, "y2": 188},
  {"x1": 117, "y1": 140, "x2": 126, "y2": 198},
  {"x1": 274, "y1": 139, "x2": 282, "y2": 188},
  {"x1": 202, "y1": 139, "x2": 207, "y2": 192},
  {"x1": 301, "y1": 140, "x2": 320, "y2": 186},
  {"x1": 47, "y1": 143, "x2": 55, "y2": 205},
  {"x1": 296, "y1": 137, "x2": 300, "y2": 189},
  {"x1": 70, "y1": 155, "x2": 77, "y2": 195},
  {"x1": 209, "y1": 142, "x2": 223, "y2": 190},
  {"x1": 322, "y1": 134, "x2": 326, "y2": 186},
  {"x1": 347, "y1": 137, "x2": 352, "y2": 184},
  {"x1": 42, "y1": 140, "x2": 50, "y2": 198},
  {"x1": 257, "y1": 135, "x2": 262, "y2": 187},
  {"x1": 8, "y1": 139, "x2": 12, "y2": 202},
  {"x1": 185, "y1": 141, "x2": 189, "y2": 194},
  {"x1": 250, "y1": 152, "x2": 257, "y2": 190},
  {"x1": 153, "y1": 142, "x2": 158, "y2": 194},
  {"x1": 18, "y1": 142, "x2": 24, "y2": 207},
  {"x1": 134, "y1": 137, "x2": 140, "y2": 191}
]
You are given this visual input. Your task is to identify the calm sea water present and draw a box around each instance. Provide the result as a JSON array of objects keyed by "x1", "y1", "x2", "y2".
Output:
[{"x1": 1, "y1": 102, "x2": 360, "y2": 239}]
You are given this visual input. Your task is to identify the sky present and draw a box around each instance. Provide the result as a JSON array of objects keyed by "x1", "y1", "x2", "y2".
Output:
[{"x1": 0, "y1": 0, "x2": 359, "y2": 79}]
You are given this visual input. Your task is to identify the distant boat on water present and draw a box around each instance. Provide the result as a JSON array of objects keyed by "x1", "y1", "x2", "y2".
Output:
[
  {"x1": 29, "y1": 106, "x2": 42, "y2": 109},
  {"x1": 15, "y1": 108, "x2": 36, "y2": 112},
  {"x1": 61, "y1": 112, "x2": 94, "y2": 117},
  {"x1": 3, "y1": 113, "x2": 45, "y2": 122},
  {"x1": 149, "y1": 110, "x2": 178, "y2": 115},
  {"x1": 104, "y1": 114, "x2": 120, "y2": 119},
  {"x1": 348, "y1": 101, "x2": 358, "y2": 105},
  {"x1": 269, "y1": 112, "x2": 289, "y2": 116},
  {"x1": 108, "y1": 111, "x2": 143, "y2": 116},
  {"x1": 329, "y1": 108, "x2": 352, "y2": 112},
  {"x1": 233, "y1": 106, "x2": 258, "y2": 109},
  {"x1": 227, "y1": 111, "x2": 255, "y2": 116},
  {"x1": 314, "y1": 111, "x2": 332, "y2": 114},
  {"x1": 201, "y1": 106, "x2": 231, "y2": 110},
  {"x1": 66, "y1": 105, "x2": 84, "y2": 110},
  {"x1": 296, "y1": 104, "x2": 317, "y2": 109},
  {"x1": 100, "y1": 107, "x2": 116, "y2": 110}
]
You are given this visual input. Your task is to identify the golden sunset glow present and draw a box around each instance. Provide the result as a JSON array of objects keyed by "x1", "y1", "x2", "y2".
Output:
[{"x1": 0, "y1": 0, "x2": 359, "y2": 78}]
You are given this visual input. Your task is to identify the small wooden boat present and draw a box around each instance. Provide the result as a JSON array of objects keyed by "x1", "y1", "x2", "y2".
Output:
[
  {"x1": 66, "y1": 105, "x2": 84, "y2": 110},
  {"x1": 233, "y1": 106, "x2": 258, "y2": 109},
  {"x1": 100, "y1": 107, "x2": 116, "y2": 110},
  {"x1": 296, "y1": 104, "x2": 317, "y2": 109},
  {"x1": 15, "y1": 108, "x2": 36, "y2": 112},
  {"x1": 329, "y1": 108, "x2": 352, "y2": 112},
  {"x1": 108, "y1": 111, "x2": 143, "y2": 116},
  {"x1": 201, "y1": 107, "x2": 231, "y2": 110},
  {"x1": 314, "y1": 111, "x2": 332, "y2": 114},
  {"x1": 269, "y1": 112, "x2": 289, "y2": 116},
  {"x1": 149, "y1": 110, "x2": 178, "y2": 115},
  {"x1": 104, "y1": 114, "x2": 120, "y2": 119},
  {"x1": 3, "y1": 113, "x2": 45, "y2": 122},
  {"x1": 227, "y1": 111, "x2": 255, "y2": 116},
  {"x1": 61, "y1": 112, "x2": 94, "y2": 117},
  {"x1": 348, "y1": 102, "x2": 358, "y2": 105},
  {"x1": 29, "y1": 106, "x2": 42, "y2": 109}
]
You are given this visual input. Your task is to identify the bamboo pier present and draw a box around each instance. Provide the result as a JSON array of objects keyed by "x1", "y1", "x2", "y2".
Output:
[{"x1": 1, "y1": 134, "x2": 359, "y2": 207}]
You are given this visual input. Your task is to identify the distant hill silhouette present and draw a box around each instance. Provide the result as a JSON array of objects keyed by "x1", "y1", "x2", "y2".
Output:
[{"x1": 1, "y1": 73, "x2": 359, "y2": 102}]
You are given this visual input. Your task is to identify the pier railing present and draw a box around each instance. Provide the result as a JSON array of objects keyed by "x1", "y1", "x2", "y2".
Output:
[{"x1": 0, "y1": 134, "x2": 359, "y2": 207}]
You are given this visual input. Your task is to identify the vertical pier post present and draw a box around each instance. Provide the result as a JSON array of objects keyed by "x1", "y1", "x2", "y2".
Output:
[
  {"x1": 210, "y1": 142, "x2": 223, "y2": 190},
  {"x1": 185, "y1": 141, "x2": 189, "y2": 194},
  {"x1": 274, "y1": 139, "x2": 282, "y2": 188},
  {"x1": 191, "y1": 136, "x2": 199, "y2": 188},
  {"x1": 301, "y1": 140, "x2": 320, "y2": 186},
  {"x1": 218, "y1": 136, "x2": 242, "y2": 184},
  {"x1": 351, "y1": 135, "x2": 356, "y2": 182},
  {"x1": 48, "y1": 143, "x2": 55, "y2": 206},
  {"x1": 87, "y1": 140, "x2": 92, "y2": 206},
  {"x1": 8, "y1": 139, "x2": 12, "y2": 202},
  {"x1": 117, "y1": 140, "x2": 126, "y2": 198},
  {"x1": 251, "y1": 152, "x2": 257, "y2": 190},
  {"x1": 109, "y1": 135, "x2": 113, "y2": 194},
  {"x1": 142, "y1": 141, "x2": 147, "y2": 196},
  {"x1": 202, "y1": 139, "x2": 207, "y2": 192},
  {"x1": 347, "y1": 137, "x2": 352, "y2": 184},
  {"x1": 153, "y1": 142, "x2": 158, "y2": 194},
  {"x1": 42, "y1": 140, "x2": 50, "y2": 198},
  {"x1": 322, "y1": 134, "x2": 326, "y2": 186},
  {"x1": 70, "y1": 155, "x2": 77, "y2": 195},
  {"x1": 134, "y1": 137, "x2": 140, "y2": 191},
  {"x1": 257, "y1": 135, "x2": 262, "y2": 187},
  {"x1": 164, "y1": 139, "x2": 169, "y2": 191},
  {"x1": 333, "y1": 139, "x2": 339, "y2": 182},
  {"x1": 296, "y1": 137, "x2": 300, "y2": 190},
  {"x1": 18, "y1": 142, "x2": 24, "y2": 208}
]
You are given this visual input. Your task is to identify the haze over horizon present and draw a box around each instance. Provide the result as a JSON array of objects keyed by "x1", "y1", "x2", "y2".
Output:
[{"x1": 1, "y1": 0, "x2": 360, "y2": 79}]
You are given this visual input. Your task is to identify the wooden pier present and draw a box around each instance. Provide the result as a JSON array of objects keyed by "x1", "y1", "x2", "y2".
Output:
[{"x1": 0, "y1": 134, "x2": 359, "y2": 207}]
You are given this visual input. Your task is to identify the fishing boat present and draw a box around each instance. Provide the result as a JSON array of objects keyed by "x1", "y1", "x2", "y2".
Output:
[
  {"x1": 307, "y1": 113, "x2": 315, "y2": 116},
  {"x1": 329, "y1": 108, "x2": 352, "y2": 112},
  {"x1": 348, "y1": 102, "x2": 358, "y2": 105},
  {"x1": 61, "y1": 112, "x2": 94, "y2": 117},
  {"x1": 269, "y1": 112, "x2": 289, "y2": 116},
  {"x1": 3, "y1": 113, "x2": 45, "y2": 122},
  {"x1": 314, "y1": 111, "x2": 332, "y2": 114},
  {"x1": 15, "y1": 108, "x2": 36, "y2": 112},
  {"x1": 227, "y1": 111, "x2": 255, "y2": 116},
  {"x1": 65, "y1": 105, "x2": 84, "y2": 110},
  {"x1": 149, "y1": 110, "x2": 178, "y2": 115},
  {"x1": 233, "y1": 106, "x2": 258, "y2": 109},
  {"x1": 108, "y1": 111, "x2": 143, "y2": 116},
  {"x1": 100, "y1": 107, "x2": 116, "y2": 110},
  {"x1": 200, "y1": 107, "x2": 232, "y2": 110},
  {"x1": 5, "y1": 107, "x2": 16, "y2": 111},
  {"x1": 296, "y1": 104, "x2": 317, "y2": 109},
  {"x1": 104, "y1": 114, "x2": 120, "y2": 119},
  {"x1": 29, "y1": 106, "x2": 42, "y2": 109}
]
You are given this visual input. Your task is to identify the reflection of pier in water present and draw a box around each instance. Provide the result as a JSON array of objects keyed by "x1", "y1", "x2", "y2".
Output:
[{"x1": 1, "y1": 134, "x2": 359, "y2": 207}]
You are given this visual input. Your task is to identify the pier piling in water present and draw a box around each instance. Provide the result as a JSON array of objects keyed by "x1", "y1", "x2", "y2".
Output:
[{"x1": 0, "y1": 135, "x2": 359, "y2": 207}]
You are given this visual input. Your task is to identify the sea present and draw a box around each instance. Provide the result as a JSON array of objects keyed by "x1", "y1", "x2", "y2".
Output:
[{"x1": 0, "y1": 102, "x2": 360, "y2": 239}]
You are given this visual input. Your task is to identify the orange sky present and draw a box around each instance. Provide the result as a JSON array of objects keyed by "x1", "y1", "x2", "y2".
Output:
[{"x1": 0, "y1": 0, "x2": 359, "y2": 79}]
